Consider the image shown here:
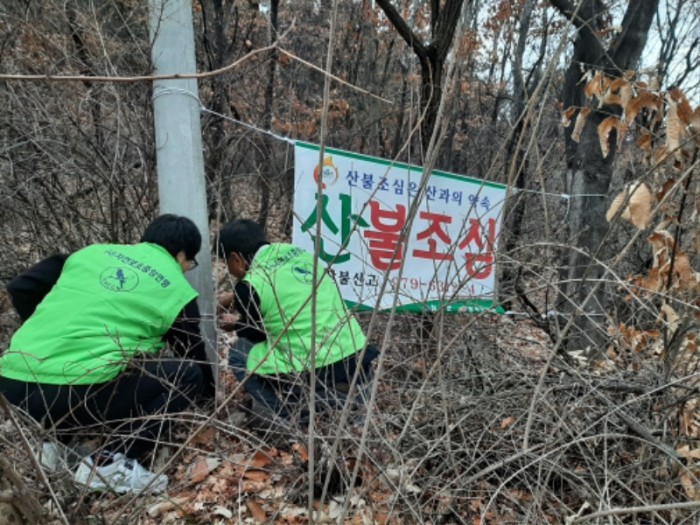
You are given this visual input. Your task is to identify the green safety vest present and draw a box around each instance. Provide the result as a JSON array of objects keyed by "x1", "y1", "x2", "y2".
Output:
[
  {"x1": 244, "y1": 243, "x2": 366, "y2": 375},
  {"x1": 0, "y1": 243, "x2": 197, "y2": 385}
]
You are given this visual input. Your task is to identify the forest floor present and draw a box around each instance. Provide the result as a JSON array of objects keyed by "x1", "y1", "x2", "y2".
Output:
[
  {"x1": 1, "y1": 287, "x2": 698, "y2": 524},
  {"x1": 0, "y1": 298, "x2": 565, "y2": 525}
]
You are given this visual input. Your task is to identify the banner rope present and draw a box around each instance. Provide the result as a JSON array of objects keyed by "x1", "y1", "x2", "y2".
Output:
[{"x1": 152, "y1": 87, "x2": 608, "y2": 199}]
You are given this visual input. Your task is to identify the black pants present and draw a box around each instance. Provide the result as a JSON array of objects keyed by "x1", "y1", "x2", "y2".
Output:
[
  {"x1": 0, "y1": 359, "x2": 203, "y2": 459},
  {"x1": 229, "y1": 338, "x2": 379, "y2": 422}
]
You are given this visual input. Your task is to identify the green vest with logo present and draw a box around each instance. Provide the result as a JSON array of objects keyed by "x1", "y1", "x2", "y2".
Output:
[
  {"x1": 0, "y1": 243, "x2": 197, "y2": 385},
  {"x1": 244, "y1": 243, "x2": 366, "y2": 375}
]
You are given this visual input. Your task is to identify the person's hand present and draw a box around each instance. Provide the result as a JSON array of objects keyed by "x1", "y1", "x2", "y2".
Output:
[
  {"x1": 217, "y1": 292, "x2": 235, "y2": 314},
  {"x1": 218, "y1": 312, "x2": 239, "y2": 332}
]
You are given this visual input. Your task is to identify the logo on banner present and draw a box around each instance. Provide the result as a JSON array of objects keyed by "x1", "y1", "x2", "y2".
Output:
[{"x1": 313, "y1": 156, "x2": 339, "y2": 189}]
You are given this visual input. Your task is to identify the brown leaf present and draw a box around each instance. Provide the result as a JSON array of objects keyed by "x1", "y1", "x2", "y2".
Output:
[
  {"x1": 648, "y1": 229, "x2": 673, "y2": 255},
  {"x1": 673, "y1": 251, "x2": 695, "y2": 287},
  {"x1": 246, "y1": 499, "x2": 267, "y2": 522},
  {"x1": 372, "y1": 513, "x2": 391, "y2": 525},
  {"x1": 190, "y1": 455, "x2": 221, "y2": 484},
  {"x1": 635, "y1": 266, "x2": 662, "y2": 291},
  {"x1": 603, "y1": 77, "x2": 633, "y2": 109},
  {"x1": 636, "y1": 131, "x2": 653, "y2": 151},
  {"x1": 690, "y1": 107, "x2": 700, "y2": 138},
  {"x1": 571, "y1": 107, "x2": 590, "y2": 143},
  {"x1": 597, "y1": 116, "x2": 627, "y2": 158},
  {"x1": 677, "y1": 445, "x2": 700, "y2": 460},
  {"x1": 680, "y1": 473, "x2": 699, "y2": 500},
  {"x1": 625, "y1": 90, "x2": 662, "y2": 125},
  {"x1": 190, "y1": 425, "x2": 217, "y2": 447},
  {"x1": 648, "y1": 230, "x2": 674, "y2": 283},
  {"x1": 147, "y1": 497, "x2": 189, "y2": 518},
  {"x1": 292, "y1": 442, "x2": 309, "y2": 462},
  {"x1": 659, "y1": 303, "x2": 680, "y2": 331},
  {"x1": 561, "y1": 106, "x2": 576, "y2": 127},
  {"x1": 666, "y1": 93, "x2": 685, "y2": 160},
  {"x1": 248, "y1": 449, "x2": 274, "y2": 469},
  {"x1": 500, "y1": 416, "x2": 516, "y2": 429},
  {"x1": 583, "y1": 70, "x2": 606, "y2": 101},
  {"x1": 656, "y1": 178, "x2": 676, "y2": 201},
  {"x1": 670, "y1": 87, "x2": 695, "y2": 126},
  {"x1": 606, "y1": 190, "x2": 626, "y2": 223},
  {"x1": 242, "y1": 469, "x2": 270, "y2": 482},
  {"x1": 605, "y1": 183, "x2": 654, "y2": 230},
  {"x1": 190, "y1": 456, "x2": 210, "y2": 484},
  {"x1": 695, "y1": 196, "x2": 700, "y2": 256},
  {"x1": 627, "y1": 183, "x2": 653, "y2": 229}
]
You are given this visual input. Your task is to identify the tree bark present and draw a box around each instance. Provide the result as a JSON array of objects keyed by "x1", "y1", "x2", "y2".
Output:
[
  {"x1": 375, "y1": 0, "x2": 466, "y2": 153},
  {"x1": 552, "y1": 0, "x2": 659, "y2": 356},
  {"x1": 258, "y1": 0, "x2": 279, "y2": 229},
  {"x1": 500, "y1": 0, "x2": 538, "y2": 312}
]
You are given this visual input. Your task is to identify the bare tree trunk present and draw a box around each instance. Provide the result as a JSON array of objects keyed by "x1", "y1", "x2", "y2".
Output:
[
  {"x1": 200, "y1": 0, "x2": 237, "y2": 221},
  {"x1": 375, "y1": 0, "x2": 466, "y2": 154},
  {"x1": 552, "y1": 0, "x2": 659, "y2": 356},
  {"x1": 257, "y1": 0, "x2": 279, "y2": 229},
  {"x1": 500, "y1": 0, "x2": 537, "y2": 311}
]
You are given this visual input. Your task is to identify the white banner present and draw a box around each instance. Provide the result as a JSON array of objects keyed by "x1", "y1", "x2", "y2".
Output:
[{"x1": 292, "y1": 142, "x2": 507, "y2": 312}]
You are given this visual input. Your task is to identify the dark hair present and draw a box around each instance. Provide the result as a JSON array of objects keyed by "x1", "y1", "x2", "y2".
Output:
[
  {"x1": 216, "y1": 219, "x2": 268, "y2": 262},
  {"x1": 141, "y1": 214, "x2": 201, "y2": 260}
]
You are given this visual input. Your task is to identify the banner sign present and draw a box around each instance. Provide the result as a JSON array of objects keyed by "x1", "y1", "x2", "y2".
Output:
[{"x1": 292, "y1": 142, "x2": 507, "y2": 313}]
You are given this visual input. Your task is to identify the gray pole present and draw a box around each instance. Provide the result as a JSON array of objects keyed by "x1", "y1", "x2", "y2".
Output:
[{"x1": 148, "y1": 0, "x2": 218, "y2": 380}]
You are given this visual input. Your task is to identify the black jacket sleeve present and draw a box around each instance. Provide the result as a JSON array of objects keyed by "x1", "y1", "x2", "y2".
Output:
[
  {"x1": 165, "y1": 299, "x2": 216, "y2": 400},
  {"x1": 231, "y1": 281, "x2": 266, "y2": 343},
  {"x1": 7, "y1": 254, "x2": 69, "y2": 322}
]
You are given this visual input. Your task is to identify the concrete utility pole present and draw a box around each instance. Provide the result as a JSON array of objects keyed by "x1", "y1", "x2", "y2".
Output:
[{"x1": 148, "y1": 0, "x2": 218, "y2": 376}]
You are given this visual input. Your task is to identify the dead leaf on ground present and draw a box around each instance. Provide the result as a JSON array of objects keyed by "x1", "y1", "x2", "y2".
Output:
[
  {"x1": 659, "y1": 303, "x2": 680, "y2": 332},
  {"x1": 292, "y1": 442, "x2": 309, "y2": 462},
  {"x1": 146, "y1": 497, "x2": 189, "y2": 518},
  {"x1": 677, "y1": 445, "x2": 700, "y2": 460},
  {"x1": 248, "y1": 449, "x2": 275, "y2": 469},
  {"x1": 680, "y1": 472, "x2": 700, "y2": 500},
  {"x1": 247, "y1": 499, "x2": 267, "y2": 522},
  {"x1": 190, "y1": 455, "x2": 222, "y2": 484},
  {"x1": 500, "y1": 416, "x2": 516, "y2": 429},
  {"x1": 190, "y1": 425, "x2": 218, "y2": 447},
  {"x1": 243, "y1": 469, "x2": 270, "y2": 482}
]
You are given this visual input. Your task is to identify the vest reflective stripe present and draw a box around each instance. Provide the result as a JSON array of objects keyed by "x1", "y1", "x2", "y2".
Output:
[
  {"x1": 0, "y1": 243, "x2": 197, "y2": 385},
  {"x1": 244, "y1": 243, "x2": 366, "y2": 375}
]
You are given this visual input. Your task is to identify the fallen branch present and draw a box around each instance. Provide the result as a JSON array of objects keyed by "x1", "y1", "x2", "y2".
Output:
[
  {"x1": 0, "y1": 457, "x2": 44, "y2": 524},
  {"x1": 569, "y1": 500, "x2": 700, "y2": 523}
]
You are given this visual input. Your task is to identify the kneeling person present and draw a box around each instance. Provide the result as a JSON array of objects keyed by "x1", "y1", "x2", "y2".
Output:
[
  {"x1": 0, "y1": 214, "x2": 214, "y2": 494},
  {"x1": 216, "y1": 219, "x2": 378, "y2": 425}
]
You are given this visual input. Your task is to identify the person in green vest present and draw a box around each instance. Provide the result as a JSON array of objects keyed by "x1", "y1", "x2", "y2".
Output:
[
  {"x1": 216, "y1": 219, "x2": 378, "y2": 427},
  {"x1": 0, "y1": 214, "x2": 214, "y2": 494}
]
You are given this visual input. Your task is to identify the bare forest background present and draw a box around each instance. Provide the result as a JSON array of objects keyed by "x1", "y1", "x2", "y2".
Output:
[{"x1": 0, "y1": 0, "x2": 699, "y2": 524}]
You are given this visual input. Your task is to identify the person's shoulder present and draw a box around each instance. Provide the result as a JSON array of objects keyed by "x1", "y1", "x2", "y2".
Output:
[
  {"x1": 273, "y1": 242, "x2": 309, "y2": 255},
  {"x1": 74, "y1": 243, "x2": 120, "y2": 255}
]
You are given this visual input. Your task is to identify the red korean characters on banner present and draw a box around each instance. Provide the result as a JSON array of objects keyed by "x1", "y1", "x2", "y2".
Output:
[{"x1": 363, "y1": 201, "x2": 407, "y2": 271}]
